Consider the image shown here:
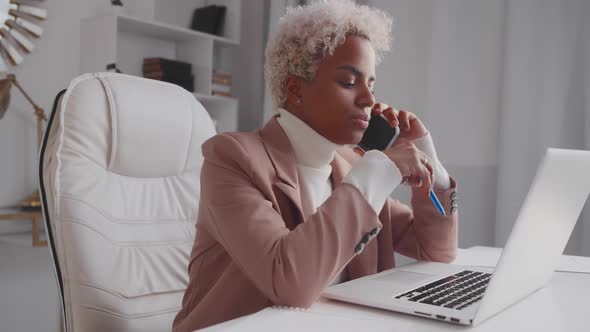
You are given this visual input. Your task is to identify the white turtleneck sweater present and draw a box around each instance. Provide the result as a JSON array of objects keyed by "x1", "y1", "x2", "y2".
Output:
[{"x1": 275, "y1": 108, "x2": 450, "y2": 284}]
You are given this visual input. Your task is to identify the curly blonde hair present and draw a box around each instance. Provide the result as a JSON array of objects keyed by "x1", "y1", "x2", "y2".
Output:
[{"x1": 264, "y1": 0, "x2": 393, "y2": 108}]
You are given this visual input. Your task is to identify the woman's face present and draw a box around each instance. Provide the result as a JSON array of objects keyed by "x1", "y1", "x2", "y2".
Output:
[{"x1": 297, "y1": 35, "x2": 376, "y2": 145}]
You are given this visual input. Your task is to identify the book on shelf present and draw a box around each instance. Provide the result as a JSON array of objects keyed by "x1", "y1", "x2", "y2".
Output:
[
  {"x1": 212, "y1": 76, "x2": 231, "y2": 86},
  {"x1": 144, "y1": 72, "x2": 195, "y2": 92},
  {"x1": 143, "y1": 64, "x2": 191, "y2": 78},
  {"x1": 142, "y1": 57, "x2": 194, "y2": 92},
  {"x1": 212, "y1": 70, "x2": 231, "y2": 81},
  {"x1": 211, "y1": 82, "x2": 231, "y2": 94},
  {"x1": 143, "y1": 57, "x2": 192, "y2": 68},
  {"x1": 190, "y1": 5, "x2": 226, "y2": 36},
  {"x1": 142, "y1": 57, "x2": 192, "y2": 76},
  {"x1": 211, "y1": 90, "x2": 232, "y2": 98},
  {"x1": 212, "y1": 71, "x2": 232, "y2": 93}
]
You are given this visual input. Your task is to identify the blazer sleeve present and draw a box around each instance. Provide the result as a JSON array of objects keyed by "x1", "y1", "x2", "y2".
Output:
[
  {"x1": 387, "y1": 179, "x2": 459, "y2": 263},
  {"x1": 334, "y1": 145, "x2": 458, "y2": 262},
  {"x1": 200, "y1": 133, "x2": 382, "y2": 308}
]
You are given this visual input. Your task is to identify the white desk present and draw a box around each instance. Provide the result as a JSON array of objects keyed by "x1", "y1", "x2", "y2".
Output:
[{"x1": 201, "y1": 247, "x2": 590, "y2": 331}]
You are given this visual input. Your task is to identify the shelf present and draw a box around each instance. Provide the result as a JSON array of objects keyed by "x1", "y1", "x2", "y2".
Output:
[
  {"x1": 116, "y1": 14, "x2": 238, "y2": 47},
  {"x1": 80, "y1": 3, "x2": 241, "y2": 133},
  {"x1": 194, "y1": 92, "x2": 238, "y2": 103}
]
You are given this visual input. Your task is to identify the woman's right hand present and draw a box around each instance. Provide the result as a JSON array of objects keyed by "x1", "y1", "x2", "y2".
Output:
[{"x1": 383, "y1": 141, "x2": 434, "y2": 195}]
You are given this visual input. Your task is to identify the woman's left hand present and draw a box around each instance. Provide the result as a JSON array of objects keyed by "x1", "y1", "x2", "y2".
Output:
[{"x1": 371, "y1": 103, "x2": 428, "y2": 142}]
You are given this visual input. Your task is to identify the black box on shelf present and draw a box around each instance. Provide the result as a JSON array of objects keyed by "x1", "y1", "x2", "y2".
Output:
[{"x1": 189, "y1": 5, "x2": 226, "y2": 36}]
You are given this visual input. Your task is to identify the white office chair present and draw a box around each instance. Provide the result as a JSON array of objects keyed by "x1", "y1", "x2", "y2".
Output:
[{"x1": 39, "y1": 73, "x2": 216, "y2": 331}]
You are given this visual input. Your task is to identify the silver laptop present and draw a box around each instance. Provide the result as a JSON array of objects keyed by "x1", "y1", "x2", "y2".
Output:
[{"x1": 323, "y1": 148, "x2": 590, "y2": 326}]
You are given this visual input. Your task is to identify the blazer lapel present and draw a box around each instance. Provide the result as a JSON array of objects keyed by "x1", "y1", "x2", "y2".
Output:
[
  {"x1": 261, "y1": 120, "x2": 378, "y2": 278},
  {"x1": 261, "y1": 116, "x2": 305, "y2": 228}
]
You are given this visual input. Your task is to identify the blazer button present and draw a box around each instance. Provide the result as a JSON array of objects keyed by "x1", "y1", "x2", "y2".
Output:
[
  {"x1": 361, "y1": 233, "x2": 370, "y2": 244},
  {"x1": 450, "y1": 192, "x2": 458, "y2": 200},
  {"x1": 451, "y1": 200, "x2": 458, "y2": 208},
  {"x1": 451, "y1": 206, "x2": 458, "y2": 214},
  {"x1": 355, "y1": 242, "x2": 365, "y2": 254},
  {"x1": 369, "y1": 227, "x2": 381, "y2": 237},
  {"x1": 355, "y1": 233, "x2": 371, "y2": 254}
]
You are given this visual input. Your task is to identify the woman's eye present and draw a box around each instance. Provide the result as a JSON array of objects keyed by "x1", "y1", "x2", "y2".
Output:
[{"x1": 341, "y1": 81, "x2": 374, "y2": 94}]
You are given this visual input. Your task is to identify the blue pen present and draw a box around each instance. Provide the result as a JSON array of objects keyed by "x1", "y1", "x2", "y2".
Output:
[
  {"x1": 416, "y1": 176, "x2": 446, "y2": 216},
  {"x1": 416, "y1": 176, "x2": 445, "y2": 216},
  {"x1": 429, "y1": 189, "x2": 446, "y2": 216}
]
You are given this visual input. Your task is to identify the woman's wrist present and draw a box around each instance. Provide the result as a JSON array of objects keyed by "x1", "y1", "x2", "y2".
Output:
[
  {"x1": 342, "y1": 150, "x2": 401, "y2": 214},
  {"x1": 412, "y1": 133, "x2": 451, "y2": 190}
]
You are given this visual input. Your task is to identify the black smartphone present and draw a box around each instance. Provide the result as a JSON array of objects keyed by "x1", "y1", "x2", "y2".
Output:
[{"x1": 357, "y1": 115, "x2": 400, "y2": 152}]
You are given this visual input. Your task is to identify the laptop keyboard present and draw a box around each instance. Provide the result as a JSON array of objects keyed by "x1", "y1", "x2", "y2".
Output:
[{"x1": 394, "y1": 270, "x2": 491, "y2": 310}]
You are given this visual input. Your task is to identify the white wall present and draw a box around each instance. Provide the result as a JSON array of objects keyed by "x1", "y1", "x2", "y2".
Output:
[{"x1": 369, "y1": 0, "x2": 506, "y2": 248}]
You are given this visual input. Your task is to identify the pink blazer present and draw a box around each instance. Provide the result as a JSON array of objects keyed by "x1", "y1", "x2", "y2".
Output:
[{"x1": 173, "y1": 116, "x2": 458, "y2": 331}]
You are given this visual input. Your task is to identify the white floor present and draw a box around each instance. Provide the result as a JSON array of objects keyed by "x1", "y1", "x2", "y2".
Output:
[{"x1": 0, "y1": 232, "x2": 61, "y2": 332}]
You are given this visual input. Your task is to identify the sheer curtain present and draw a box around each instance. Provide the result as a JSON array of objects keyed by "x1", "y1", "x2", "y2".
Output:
[{"x1": 495, "y1": 0, "x2": 590, "y2": 255}]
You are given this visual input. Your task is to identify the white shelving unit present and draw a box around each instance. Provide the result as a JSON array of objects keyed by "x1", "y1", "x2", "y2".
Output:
[{"x1": 79, "y1": 0, "x2": 241, "y2": 133}]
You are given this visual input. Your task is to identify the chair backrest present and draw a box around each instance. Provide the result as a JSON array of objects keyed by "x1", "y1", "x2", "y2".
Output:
[{"x1": 39, "y1": 73, "x2": 216, "y2": 331}]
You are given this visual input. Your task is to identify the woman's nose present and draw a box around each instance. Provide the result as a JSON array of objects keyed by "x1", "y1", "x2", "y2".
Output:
[{"x1": 357, "y1": 84, "x2": 375, "y2": 108}]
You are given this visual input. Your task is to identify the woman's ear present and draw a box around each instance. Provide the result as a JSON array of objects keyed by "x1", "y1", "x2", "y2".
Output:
[{"x1": 285, "y1": 75, "x2": 303, "y2": 109}]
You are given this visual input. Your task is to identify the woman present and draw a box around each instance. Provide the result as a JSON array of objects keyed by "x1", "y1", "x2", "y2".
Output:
[{"x1": 173, "y1": 1, "x2": 458, "y2": 331}]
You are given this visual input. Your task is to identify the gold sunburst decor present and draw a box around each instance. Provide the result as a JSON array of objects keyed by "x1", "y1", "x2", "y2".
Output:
[{"x1": 0, "y1": 0, "x2": 46, "y2": 70}]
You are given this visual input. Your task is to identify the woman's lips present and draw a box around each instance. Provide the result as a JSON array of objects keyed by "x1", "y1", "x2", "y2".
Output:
[
  {"x1": 352, "y1": 119, "x2": 369, "y2": 129},
  {"x1": 352, "y1": 113, "x2": 369, "y2": 129}
]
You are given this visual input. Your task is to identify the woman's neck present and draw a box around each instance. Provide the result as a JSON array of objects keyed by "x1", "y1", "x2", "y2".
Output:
[{"x1": 276, "y1": 108, "x2": 341, "y2": 168}]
